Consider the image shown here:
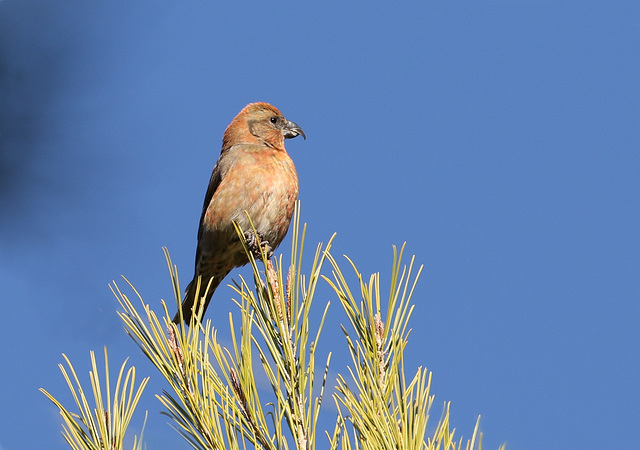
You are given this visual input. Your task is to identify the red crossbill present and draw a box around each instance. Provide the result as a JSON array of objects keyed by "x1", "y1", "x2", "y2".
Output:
[{"x1": 173, "y1": 102, "x2": 305, "y2": 323}]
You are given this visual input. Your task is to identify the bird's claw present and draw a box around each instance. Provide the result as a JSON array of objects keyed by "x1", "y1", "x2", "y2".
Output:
[{"x1": 244, "y1": 230, "x2": 273, "y2": 259}]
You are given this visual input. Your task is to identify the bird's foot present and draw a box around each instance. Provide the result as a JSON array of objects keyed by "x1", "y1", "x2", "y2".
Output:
[{"x1": 244, "y1": 230, "x2": 274, "y2": 259}]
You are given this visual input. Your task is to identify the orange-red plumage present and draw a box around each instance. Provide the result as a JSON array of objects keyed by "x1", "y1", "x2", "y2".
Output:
[{"x1": 174, "y1": 102, "x2": 304, "y2": 323}]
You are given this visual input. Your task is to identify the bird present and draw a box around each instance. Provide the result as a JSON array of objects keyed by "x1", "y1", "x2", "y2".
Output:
[{"x1": 173, "y1": 102, "x2": 305, "y2": 324}]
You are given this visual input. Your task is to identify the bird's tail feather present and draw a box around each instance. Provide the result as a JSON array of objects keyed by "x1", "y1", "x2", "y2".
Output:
[{"x1": 172, "y1": 274, "x2": 225, "y2": 324}]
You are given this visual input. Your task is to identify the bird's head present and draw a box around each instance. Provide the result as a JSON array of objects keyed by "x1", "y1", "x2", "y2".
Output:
[{"x1": 223, "y1": 102, "x2": 305, "y2": 151}]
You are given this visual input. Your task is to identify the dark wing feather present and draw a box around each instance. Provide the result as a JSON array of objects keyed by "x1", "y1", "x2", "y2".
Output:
[{"x1": 194, "y1": 158, "x2": 224, "y2": 267}]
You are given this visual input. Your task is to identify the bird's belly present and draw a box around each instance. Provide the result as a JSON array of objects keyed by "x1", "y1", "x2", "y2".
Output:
[{"x1": 234, "y1": 178, "x2": 297, "y2": 245}]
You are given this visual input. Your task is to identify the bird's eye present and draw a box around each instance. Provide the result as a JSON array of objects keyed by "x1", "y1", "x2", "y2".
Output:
[{"x1": 270, "y1": 117, "x2": 278, "y2": 124}]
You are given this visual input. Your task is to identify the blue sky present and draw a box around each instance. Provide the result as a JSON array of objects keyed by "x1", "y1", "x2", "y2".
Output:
[{"x1": 1, "y1": 1, "x2": 639, "y2": 449}]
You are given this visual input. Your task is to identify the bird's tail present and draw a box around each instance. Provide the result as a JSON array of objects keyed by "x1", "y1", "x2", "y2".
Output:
[{"x1": 172, "y1": 274, "x2": 225, "y2": 324}]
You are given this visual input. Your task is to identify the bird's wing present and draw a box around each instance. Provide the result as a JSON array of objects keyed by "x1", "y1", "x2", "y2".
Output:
[
  {"x1": 193, "y1": 156, "x2": 225, "y2": 267},
  {"x1": 193, "y1": 145, "x2": 248, "y2": 263}
]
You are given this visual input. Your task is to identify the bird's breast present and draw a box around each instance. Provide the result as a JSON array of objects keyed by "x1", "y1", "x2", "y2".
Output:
[{"x1": 203, "y1": 148, "x2": 299, "y2": 248}]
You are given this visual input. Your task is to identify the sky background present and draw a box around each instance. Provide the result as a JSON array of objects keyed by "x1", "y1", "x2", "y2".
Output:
[{"x1": 1, "y1": 1, "x2": 639, "y2": 449}]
